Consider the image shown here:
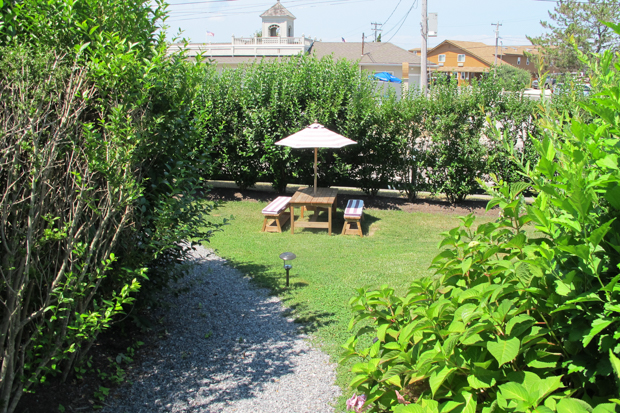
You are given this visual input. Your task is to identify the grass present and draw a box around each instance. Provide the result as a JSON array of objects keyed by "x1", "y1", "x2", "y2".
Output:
[{"x1": 201, "y1": 195, "x2": 491, "y2": 410}]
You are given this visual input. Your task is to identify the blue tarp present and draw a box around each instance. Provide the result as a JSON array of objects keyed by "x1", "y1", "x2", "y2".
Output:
[{"x1": 372, "y1": 72, "x2": 402, "y2": 83}]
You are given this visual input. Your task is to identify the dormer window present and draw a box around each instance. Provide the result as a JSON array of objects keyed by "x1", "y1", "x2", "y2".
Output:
[{"x1": 269, "y1": 25, "x2": 280, "y2": 37}]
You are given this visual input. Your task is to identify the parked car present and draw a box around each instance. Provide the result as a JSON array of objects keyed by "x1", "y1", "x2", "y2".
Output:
[
  {"x1": 552, "y1": 83, "x2": 591, "y2": 96},
  {"x1": 532, "y1": 77, "x2": 556, "y2": 90}
]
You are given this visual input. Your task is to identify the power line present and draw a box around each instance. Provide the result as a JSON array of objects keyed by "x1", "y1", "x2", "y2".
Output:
[
  {"x1": 383, "y1": 0, "x2": 402, "y2": 26},
  {"x1": 385, "y1": 0, "x2": 417, "y2": 43},
  {"x1": 167, "y1": 0, "x2": 375, "y2": 20}
]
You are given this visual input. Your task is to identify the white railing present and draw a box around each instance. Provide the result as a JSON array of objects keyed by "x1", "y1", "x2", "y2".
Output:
[
  {"x1": 169, "y1": 36, "x2": 314, "y2": 58},
  {"x1": 232, "y1": 36, "x2": 309, "y2": 45}
]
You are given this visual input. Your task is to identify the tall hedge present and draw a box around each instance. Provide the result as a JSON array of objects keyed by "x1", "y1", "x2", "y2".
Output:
[{"x1": 0, "y1": 1, "x2": 220, "y2": 412}]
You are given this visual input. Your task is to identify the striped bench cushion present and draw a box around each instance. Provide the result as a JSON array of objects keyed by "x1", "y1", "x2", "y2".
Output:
[
  {"x1": 262, "y1": 196, "x2": 291, "y2": 215},
  {"x1": 344, "y1": 199, "x2": 364, "y2": 219}
]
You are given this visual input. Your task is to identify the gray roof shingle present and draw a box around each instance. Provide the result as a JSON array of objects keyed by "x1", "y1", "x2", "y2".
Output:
[
  {"x1": 309, "y1": 42, "x2": 422, "y2": 65},
  {"x1": 260, "y1": 1, "x2": 296, "y2": 19}
]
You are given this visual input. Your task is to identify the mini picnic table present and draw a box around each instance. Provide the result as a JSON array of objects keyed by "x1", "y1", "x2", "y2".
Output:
[{"x1": 289, "y1": 187, "x2": 338, "y2": 235}]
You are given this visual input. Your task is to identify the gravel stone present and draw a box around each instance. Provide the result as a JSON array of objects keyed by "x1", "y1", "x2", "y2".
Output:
[{"x1": 103, "y1": 245, "x2": 341, "y2": 413}]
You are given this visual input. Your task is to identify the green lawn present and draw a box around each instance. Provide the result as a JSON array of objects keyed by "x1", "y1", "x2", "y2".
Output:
[{"x1": 202, "y1": 195, "x2": 490, "y2": 410}]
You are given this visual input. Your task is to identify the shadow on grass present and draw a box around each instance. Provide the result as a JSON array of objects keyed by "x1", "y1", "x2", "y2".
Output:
[
  {"x1": 219, "y1": 257, "x2": 336, "y2": 335},
  {"x1": 288, "y1": 209, "x2": 380, "y2": 237},
  {"x1": 205, "y1": 187, "x2": 496, "y2": 217}
]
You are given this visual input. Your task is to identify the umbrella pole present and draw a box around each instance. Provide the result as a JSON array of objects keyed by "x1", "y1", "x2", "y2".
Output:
[{"x1": 314, "y1": 148, "x2": 318, "y2": 195}]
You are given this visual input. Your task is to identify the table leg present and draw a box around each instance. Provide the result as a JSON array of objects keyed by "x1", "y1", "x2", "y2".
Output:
[
  {"x1": 290, "y1": 204, "x2": 295, "y2": 234},
  {"x1": 328, "y1": 202, "x2": 332, "y2": 236}
]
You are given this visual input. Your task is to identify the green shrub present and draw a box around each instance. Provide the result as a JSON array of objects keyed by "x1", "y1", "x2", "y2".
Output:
[
  {"x1": 0, "y1": 2, "x2": 222, "y2": 412},
  {"x1": 342, "y1": 28, "x2": 620, "y2": 413}
]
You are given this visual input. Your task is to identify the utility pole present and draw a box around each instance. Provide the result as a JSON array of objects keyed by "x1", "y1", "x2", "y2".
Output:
[
  {"x1": 492, "y1": 21, "x2": 502, "y2": 77},
  {"x1": 420, "y1": 0, "x2": 428, "y2": 96},
  {"x1": 371, "y1": 22, "x2": 383, "y2": 42},
  {"x1": 362, "y1": 32, "x2": 365, "y2": 56}
]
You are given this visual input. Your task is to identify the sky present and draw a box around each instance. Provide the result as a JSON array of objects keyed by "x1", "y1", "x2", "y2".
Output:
[{"x1": 163, "y1": 0, "x2": 558, "y2": 50}]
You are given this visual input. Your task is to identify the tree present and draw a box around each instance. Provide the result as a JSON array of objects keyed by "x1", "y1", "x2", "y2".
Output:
[
  {"x1": 493, "y1": 64, "x2": 532, "y2": 90},
  {"x1": 529, "y1": 0, "x2": 620, "y2": 72}
]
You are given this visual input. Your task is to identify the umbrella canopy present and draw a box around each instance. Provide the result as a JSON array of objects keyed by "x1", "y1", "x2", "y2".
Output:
[
  {"x1": 275, "y1": 123, "x2": 356, "y2": 194},
  {"x1": 373, "y1": 72, "x2": 402, "y2": 83}
]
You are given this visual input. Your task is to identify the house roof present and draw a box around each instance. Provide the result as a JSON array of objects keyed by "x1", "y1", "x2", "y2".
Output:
[
  {"x1": 428, "y1": 40, "x2": 538, "y2": 67},
  {"x1": 261, "y1": 1, "x2": 296, "y2": 19},
  {"x1": 499, "y1": 45, "x2": 539, "y2": 56},
  {"x1": 310, "y1": 42, "x2": 423, "y2": 66}
]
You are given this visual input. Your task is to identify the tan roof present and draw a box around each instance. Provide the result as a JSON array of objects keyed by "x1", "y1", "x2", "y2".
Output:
[
  {"x1": 499, "y1": 45, "x2": 540, "y2": 55},
  {"x1": 429, "y1": 40, "x2": 538, "y2": 67},
  {"x1": 310, "y1": 42, "x2": 423, "y2": 65},
  {"x1": 261, "y1": 1, "x2": 296, "y2": 19}
]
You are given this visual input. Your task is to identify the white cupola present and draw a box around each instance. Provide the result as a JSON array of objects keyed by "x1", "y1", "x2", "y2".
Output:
[{"x1": 261, "y1": 0, "x2": 296, "y2": 38}]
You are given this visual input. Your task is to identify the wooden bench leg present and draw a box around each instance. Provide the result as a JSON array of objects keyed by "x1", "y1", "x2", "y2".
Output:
[
  {"x1": 357, "y1": 218, "x2": 363, "y2": 237},
  {"x1": 262, "y1": 218, "x2": 268, "y2": 232}
]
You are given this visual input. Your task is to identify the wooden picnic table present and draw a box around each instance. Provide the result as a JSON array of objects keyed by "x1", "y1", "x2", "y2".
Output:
[{"x1": 289, "y1": 187, "x2": 338, "y2": 235}]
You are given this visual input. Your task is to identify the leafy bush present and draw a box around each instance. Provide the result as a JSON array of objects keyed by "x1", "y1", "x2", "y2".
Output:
[
  {"x1": 491, "y1": 64, "x2": 533, "y2": 91},
  {"x1": 341, "y1": 30, "x2": 620, "y2": 413},
  {"x1": 422, "y1": 78, "x2": 488, "y2": 203},
  {"x1": 0, "y1": 1, "x2": 222, "y2": 412}
]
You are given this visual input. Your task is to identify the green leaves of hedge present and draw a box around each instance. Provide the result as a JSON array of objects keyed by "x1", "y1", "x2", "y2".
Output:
[{"x1": 343, "y1": 24, "x2": 620, "y2": 413}]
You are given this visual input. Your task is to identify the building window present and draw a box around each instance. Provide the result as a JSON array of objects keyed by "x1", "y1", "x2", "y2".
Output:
[
  {"x1": 526, "y1": 57, "x2": 530, "y2": 65},
  {"x1": 461, "y1": 72, "x2": 469, "y2": 80},
  {"x1": 269, "y1": 25, "x2": 280, "y2": 37},
  {"x1": 517, "y1": 57, "x2": 521, "y2": 65},
  {"x1": 457, "y1": 54, "x2": 466, "y2": 62},
  {"x1": 438, "y1": 54, "x2": 446, "y2": 62}
]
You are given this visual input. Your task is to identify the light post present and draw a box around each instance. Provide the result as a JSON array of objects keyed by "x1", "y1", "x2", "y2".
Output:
[{"x1": 279, "y1": 252, "x2": 296, "y2": 287}]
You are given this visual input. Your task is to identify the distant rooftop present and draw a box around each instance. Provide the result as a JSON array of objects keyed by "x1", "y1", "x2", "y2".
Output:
[
  {"x1": 311, "y1": 42, "x2": 423, "y2": 66},
  {"x1": 261, "y1": 0, "x2": 296, "y2": 19}
]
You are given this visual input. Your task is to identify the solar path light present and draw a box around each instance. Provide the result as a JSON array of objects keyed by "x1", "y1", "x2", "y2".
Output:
[{"x1": 279, "y1": 252, "x2": 296, "y2": 287}]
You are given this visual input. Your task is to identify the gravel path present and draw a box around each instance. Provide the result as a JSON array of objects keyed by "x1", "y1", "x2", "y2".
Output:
[{"x1": 103, "y1": 245, "x2": 341, "y2": 413}]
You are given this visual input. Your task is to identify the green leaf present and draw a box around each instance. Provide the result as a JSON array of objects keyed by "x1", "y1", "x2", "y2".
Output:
[
  {"x1": 442, "y1": 335, "x2": 460, "y2": 357},
  {"x1": 467, "y1": 369, "x2": 498, "y2": 389},
  {"x1": 605, "y1": 185, "x2": 620, "y2": 210},
  {"x1": 454, "y1": 390, "x2": 477, "y2": 413},
  {"x1": 382, "y1": 364, "x2": 410, "y2": 381},
  {"x1": 588, "y1": 219, "x2": 614, "y2": 248},
  {"x1": 535, "y1": 376, "x2": 564, "y2": 404},
  {"x1": 487, "y1": 337, "x2": 520, "y2": 367},
  {"x1": 556, "y1": 398, "x2": 592, "y2": 413},
  {"x1": 429, "y1": 366, "x2": 456, "y2": 397},
  {"x1": 592, "y1": 404, "x2": 616, "y2": 413},
  {"x1": 440, "y1": 401, "x2": 465, "y2": 413},
  {"x1": 499, "y1": 382, "x2": 530, "y2": 402},
  {"x1": 505, "y1": 314, "x2": 535, "y2": 337},
  {"x1": 377, "y1": 323, "x2": 389, "y2": 342},
  {"x1": 609, "y1": 350, "x2": 620, "y2": 390},
  {"x1": 394, "y1": 405, "x2": 425, "y2": 413},
  {"x1": 535, "y1": 407, "x2": 555, "y2": 413},
  {"x1": 583, "y1": 318, "x2": 614, "y2": 347}
]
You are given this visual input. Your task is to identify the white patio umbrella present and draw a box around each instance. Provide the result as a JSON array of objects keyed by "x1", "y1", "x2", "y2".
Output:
[{"x1": 275, "y1": 123, "x2": 357, "y2": 195}]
